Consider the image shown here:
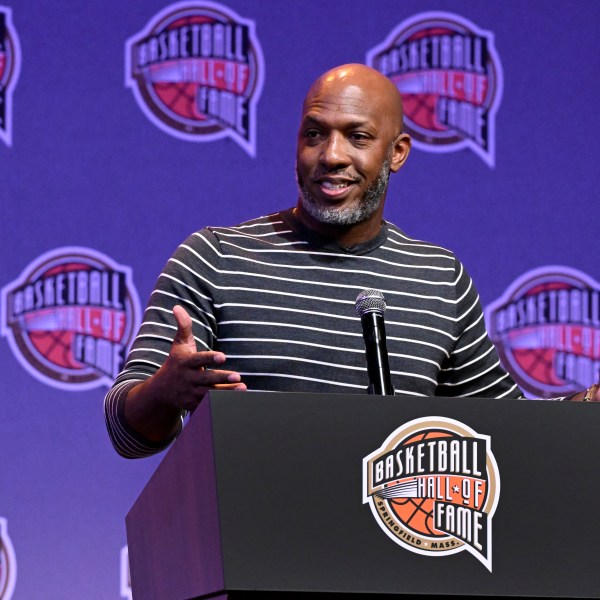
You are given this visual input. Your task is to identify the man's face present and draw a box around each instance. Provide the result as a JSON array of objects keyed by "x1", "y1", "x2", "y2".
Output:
[{"x1": 295, "y1": 80, "x2": 398, "y2": 226}]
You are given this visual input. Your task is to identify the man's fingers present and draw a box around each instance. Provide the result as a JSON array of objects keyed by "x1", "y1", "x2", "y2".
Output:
[
  {"x1": 172, "y1": 305, "x2": 196, "y2": 349},
  {"x1": 177, "y1": 371, "x2": 246, "y2": 410},
  {"x1": 187, "y1": 368, "x2": 243, "y2": 387},
  {"x1": 184, "y1": 351, "x2": 227, "y2": 370},
  {"x1": 212, "y1": 382, "x2": 247, "y2": 391}
]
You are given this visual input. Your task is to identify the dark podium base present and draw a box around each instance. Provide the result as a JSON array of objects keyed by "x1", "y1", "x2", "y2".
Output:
[{"x1": 127, "y1": 391, "x2": 600, "y2": 599}]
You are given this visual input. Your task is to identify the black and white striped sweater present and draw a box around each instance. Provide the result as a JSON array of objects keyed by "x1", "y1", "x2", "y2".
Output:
[{"x1": 105, "y1": 209, "x2": 522, "y2": 458}]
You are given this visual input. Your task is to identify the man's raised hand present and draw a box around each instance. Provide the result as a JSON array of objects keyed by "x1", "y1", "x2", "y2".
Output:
[
  {"x1": 123, "y1": 305, "x2": 246, "y2": 442},
  {"x1": 154, "y1": 304, "x2": 247, "y2": 412}
]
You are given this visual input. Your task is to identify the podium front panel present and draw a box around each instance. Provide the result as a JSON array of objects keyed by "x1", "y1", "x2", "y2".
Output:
[{"x1": 128, "y1": 391, "x2": 600, "y2": 598}]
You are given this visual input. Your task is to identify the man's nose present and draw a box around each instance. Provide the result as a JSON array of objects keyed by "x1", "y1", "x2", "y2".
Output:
[{"x1": 320, "y1": 132, "x2": 350, "y2": 168}]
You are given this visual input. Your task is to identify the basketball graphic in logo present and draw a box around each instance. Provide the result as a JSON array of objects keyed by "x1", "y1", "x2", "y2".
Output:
[
  {"x1": 485, "y1": 266, "x2": 600, "y2": 398},
  {"x1": 382, "y1": 429, "x2": 462, "y2": 538},
  {"x1": 366, "y1": 11, "x2": 503, "y2": 167},
  {"x1": 1, "y1": 247, "x2": 141, "y2": 391},
  {"x1": 125, "y1": 1, "x2": 265, "y2": 156},
  {"x1": 363, "y1": 417, "x2": 499, "y2": 571}
]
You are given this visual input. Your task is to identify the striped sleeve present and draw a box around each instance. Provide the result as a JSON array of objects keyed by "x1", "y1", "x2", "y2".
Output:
[
  {"x1": 436, "y1": 258, "x2": 522, "y2": 399},
  {"x1": 102, "y1": 230, "x2": 219, "y2": 458}
]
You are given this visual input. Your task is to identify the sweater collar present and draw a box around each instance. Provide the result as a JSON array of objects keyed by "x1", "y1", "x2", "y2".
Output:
[{"x1": 280, "y1": 207, "x2": 388, "y2": 256}]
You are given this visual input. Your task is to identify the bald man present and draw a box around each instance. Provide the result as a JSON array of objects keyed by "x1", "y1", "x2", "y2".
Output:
[{"x1": 104, "y1": 64, "x2": 598, "y2": 459}]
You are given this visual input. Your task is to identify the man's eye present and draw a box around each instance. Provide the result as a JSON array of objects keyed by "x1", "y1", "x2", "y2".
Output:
[
  {"x1": 305, "y1": 130, "x2": 320, "y2": 138},
  {"x1": 351, "y1": 133, "x2": 369, "y2": 141}
]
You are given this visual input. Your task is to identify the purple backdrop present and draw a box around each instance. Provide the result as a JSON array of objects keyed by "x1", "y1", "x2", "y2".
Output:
[{"x1": 0, "y1": 0, "x2": 598, "y2": 597}]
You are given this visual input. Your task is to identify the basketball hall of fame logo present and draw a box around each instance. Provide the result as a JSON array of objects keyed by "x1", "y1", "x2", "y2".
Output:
[
  {"x1": 363, "y1": 417, "x2": 499, "y2": 572},
  {"x1": 0, "y1": 6, "x2": 21, "y2": 147},
  {"x1": 1, "y1": 247, "x2": 141, "y2": 391},
  {"x1": 0, "y1": 518, "x2": 16, "y2": 600},
  {"x1": 485, "y1": 266, "x2": 600, "y2": 399},
  {"x1": 125, "y1": 1, "x2": 265, "y2": 157},
  {"x1": 367, "y1": 12, "x2": 502, "y2": 168}
]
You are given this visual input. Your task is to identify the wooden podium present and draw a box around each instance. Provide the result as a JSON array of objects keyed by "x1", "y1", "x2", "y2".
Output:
[{"x1": 126, "y1": 391, "x2": 600, "y2": 599}]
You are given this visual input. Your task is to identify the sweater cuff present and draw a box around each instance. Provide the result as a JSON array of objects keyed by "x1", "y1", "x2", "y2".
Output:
[{"x1": 104, "y1": 379, "x2": 182, "y2": 459}]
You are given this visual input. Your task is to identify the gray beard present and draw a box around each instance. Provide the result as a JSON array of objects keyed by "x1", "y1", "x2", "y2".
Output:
[{"x1": 298, "y1": 160, "x2": 391, "y2": 226}]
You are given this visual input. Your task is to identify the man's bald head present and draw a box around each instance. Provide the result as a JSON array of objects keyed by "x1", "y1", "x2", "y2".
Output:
[{"x1": 302, "y1": 63, "x2": 405, "y2": 138}]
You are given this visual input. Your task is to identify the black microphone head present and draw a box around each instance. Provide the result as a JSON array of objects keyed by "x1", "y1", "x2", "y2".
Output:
[{"x1": 355, "y1": 289, "x2": 386, "y2": 317}]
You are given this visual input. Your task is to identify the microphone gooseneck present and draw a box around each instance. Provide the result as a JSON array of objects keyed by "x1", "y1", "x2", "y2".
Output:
[{"x1": 355, "y1": 289, "x2": 394, "y2": 395}]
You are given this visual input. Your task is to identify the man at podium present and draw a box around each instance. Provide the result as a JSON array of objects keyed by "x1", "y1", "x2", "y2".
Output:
[{"x1": 104, "y1": 63, "x2": 600, "y2": 459}]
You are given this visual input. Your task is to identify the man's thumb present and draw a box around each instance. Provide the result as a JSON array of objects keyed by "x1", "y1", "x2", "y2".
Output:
[{"x1": 172, "y1": 305, "x2": 196, "y2": 350}]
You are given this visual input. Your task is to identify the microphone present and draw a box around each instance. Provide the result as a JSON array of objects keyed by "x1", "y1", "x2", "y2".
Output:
[{"x1": 355, "y1": 289, "x2": 394, "y2": 395}]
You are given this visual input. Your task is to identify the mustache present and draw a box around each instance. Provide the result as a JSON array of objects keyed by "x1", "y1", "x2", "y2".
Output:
[{"x1": 312, "y1": 169, "x2": 360, "y2": 181}]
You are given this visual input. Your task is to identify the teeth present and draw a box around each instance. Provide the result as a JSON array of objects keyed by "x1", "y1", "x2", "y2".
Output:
[{"x1": 322, "y1": 181, "x2": 349, "y2": 189}]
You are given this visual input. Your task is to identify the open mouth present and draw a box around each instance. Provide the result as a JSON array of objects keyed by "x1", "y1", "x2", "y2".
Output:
[
  {"x1": 321, "y1": 181, "x2": 352, "y2": 190},
  {"x1": 318, "y1": 181, "x2": 356, "y2": 199},
  {"x1": 315, "y1": 176, "x2": 359, "y2": 198}
]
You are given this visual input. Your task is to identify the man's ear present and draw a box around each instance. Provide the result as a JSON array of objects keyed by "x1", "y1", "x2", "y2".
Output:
[{"x1": 390, "y1": 132, "x2": 411, "y2": 173}]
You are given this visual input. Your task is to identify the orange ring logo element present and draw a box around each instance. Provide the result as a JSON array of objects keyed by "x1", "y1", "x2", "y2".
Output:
[
  {"x1": 366, "y1": 11, "x2": 503, "y2": 168},
  {"x1": 484, "y1": 266, "x2": 600, "y2": 399},
  {"x1": 125, "y1": 1, "x2": 265, "y2": 157},
  {"x1": 363, "y1": 416, "x2": 499, "y2": 571},
  {"x1": 1, "y1": 247, "x2": 141, "y2": 391}
]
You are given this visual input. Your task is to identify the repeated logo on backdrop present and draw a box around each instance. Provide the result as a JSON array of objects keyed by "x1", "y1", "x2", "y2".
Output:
[
  {"x1": 485, "y1": 266, "x2": 600, "y2": 399},
  {"x1": 1, "y1": 248, "x2": 141, "y2": 391},
  {"x1": 0, "y1": 518, "x2": 16, "y2": 600},
  {"x1": 367, "y1": 11, "x2": 502, "y2": 167},
  {"x1": 125, "y1": 1, "x2": 265, "y2": 157},
  {"x1": 363, "y1": 417, "x2": 499, "y2": 572},
  {"x1": 0, "y1": 6, "x2": 21, "y2": 147}
]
